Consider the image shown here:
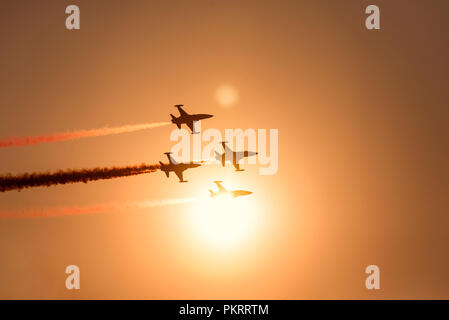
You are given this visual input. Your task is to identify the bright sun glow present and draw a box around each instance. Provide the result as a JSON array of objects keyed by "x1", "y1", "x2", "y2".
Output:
[
  {"x1": 191, "y1": 194, "x2": 257, "y2": 249},
  {"x1": 215, "y1": 84, "x2": 239, "y2": 107}
]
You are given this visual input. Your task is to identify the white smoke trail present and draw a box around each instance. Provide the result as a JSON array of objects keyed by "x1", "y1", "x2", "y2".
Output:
[{"x1": 0, "y1": 196, "x2": 203, "y2": 219}]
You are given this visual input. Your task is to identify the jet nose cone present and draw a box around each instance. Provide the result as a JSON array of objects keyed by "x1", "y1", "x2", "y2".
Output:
[{"x1": 196, "y1": 114, "x2": 214, "y2": 121}]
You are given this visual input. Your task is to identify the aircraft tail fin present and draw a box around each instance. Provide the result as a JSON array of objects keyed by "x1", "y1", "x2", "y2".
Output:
[
  {"x1": 159, "y1": 163, "x2": 169, "y2": 178},
  {"x1": 170, "y1": 114, "x2": 182, "y2": 129}
]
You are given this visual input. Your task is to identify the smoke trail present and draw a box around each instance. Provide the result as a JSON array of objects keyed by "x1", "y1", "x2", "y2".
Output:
[
  {"x1": 0, "y1": 122, "x2": 170, "y2": 148},
  {"x1": 0, "y1": 163, "x2": 161, "y2": 192},
  {"x1": 200, "y1": 158, "x2": 221, "y2": 165},
  {"x1": 0, "y1": 197, "x2": 202, "y2": 219}
]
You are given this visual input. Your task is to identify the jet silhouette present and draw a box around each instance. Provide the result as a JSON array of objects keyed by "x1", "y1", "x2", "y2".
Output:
[
  {"x1": 215, "y1": 141, "x2": 258, "y2": 171},
  {"x1": 159, "y1": 152, "x2": 202, "y2": 183},
  {"x1": 170, "y1": 104, "x2": 213, "y2": 134},
  {"x1": 209, "y1": 181, "x2": 253, "y2": 198}
]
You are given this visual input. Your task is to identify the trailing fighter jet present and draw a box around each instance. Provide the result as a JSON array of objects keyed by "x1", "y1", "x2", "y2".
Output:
[
  {"x1": 170, "y1": 104, "x2": 213, "y2": 134},
  {"x1": 159, "y1": 152, "x2": 202, "y2": 183},
  {"x1": 209, "y1": 181, "x2": 253, "y2": 198},
  {"x1": 214, "y1": 141, "x2": 258, "y2": 171}
]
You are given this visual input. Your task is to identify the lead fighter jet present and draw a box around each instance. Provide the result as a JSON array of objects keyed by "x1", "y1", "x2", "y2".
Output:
[
  {"x1": 215, "y1": 141, "x2": 258, "y2": 171},
  {"x1": 159, "y1": 152, "x2": 202, "y2": 183},
  {"x1": 170, "y1": 104, "x2": 213, "y2": 134},
  {"x1": 209, "y1": 181, "x2": 253, "y2": 198}
]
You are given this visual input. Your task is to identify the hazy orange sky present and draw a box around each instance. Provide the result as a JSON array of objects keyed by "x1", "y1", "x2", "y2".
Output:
[{"x1": 0, "y1": 0, "x2": 448, "y2": 299}]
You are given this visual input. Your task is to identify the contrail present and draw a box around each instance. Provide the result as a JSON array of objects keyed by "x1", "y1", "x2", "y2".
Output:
[
  {"x1": 0, "y1": 197, "x2": 202, "y2": 219},
  {"x1": 0, "y1": 122, "x2": 170, "y2": 148},
  {"x1": 0, "y1": 163, "x2": 161, "y2": 192}
]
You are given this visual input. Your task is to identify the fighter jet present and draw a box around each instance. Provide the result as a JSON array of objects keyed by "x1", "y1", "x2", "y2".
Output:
[
  {"x1": 215, "y1": 141, "x2": 258, "y2": 171},
  {"x1": 209, "y1": 181, "x2": 253, "y2": 198},
  {"x1": 159, "y1": 152, "x2": 202, "y2": 183},
  {"x1": 170, "y1": 104, "x2": 213, "y2": 134}
]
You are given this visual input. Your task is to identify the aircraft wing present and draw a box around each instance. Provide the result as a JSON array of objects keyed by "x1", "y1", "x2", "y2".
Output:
[
  {"x1": 214, "y1": 181, "x2": 226, "y2": 192},
  {"x1": 235, "y1": 152, "x2": 245, "y2": 163},
  {"x1": 176, "y1": 105, "x2": 188, "y2": 117},
  {"x1": 187, "y1": 121, "x2": 195, "y2": 133},
  {"x1": 165, "y1": 153, "x2": 174, "y2": 164},
  {"x1": 221, "y1": 141, "x2": 232, "y2": 153},
  {"x1": 174, "y1": 170, "x2": 184, "y2": 182}
]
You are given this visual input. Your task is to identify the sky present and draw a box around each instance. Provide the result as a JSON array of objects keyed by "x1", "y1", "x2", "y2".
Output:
[{"x1": 0, "y1": 0, "x2": 448, "y2": 299}]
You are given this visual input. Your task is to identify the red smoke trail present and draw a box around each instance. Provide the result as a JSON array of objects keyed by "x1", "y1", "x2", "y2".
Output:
[
  {"x1": 0, "y1": 122, "x2": 170, "y2": 148},
  {"x1": 0, "y1": 163, "x2": 161, "y2": 192},
  {"x1": 0, "y1": 197, "x2": 201, "y2": 219}
]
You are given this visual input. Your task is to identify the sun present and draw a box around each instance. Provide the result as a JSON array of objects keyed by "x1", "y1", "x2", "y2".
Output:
[
  {"x1": 215, "y1": 84, "x2": 239, "y2": 107},
  {"x1": 190, "y1": 194, "x2": 257, "y2": 249}
]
